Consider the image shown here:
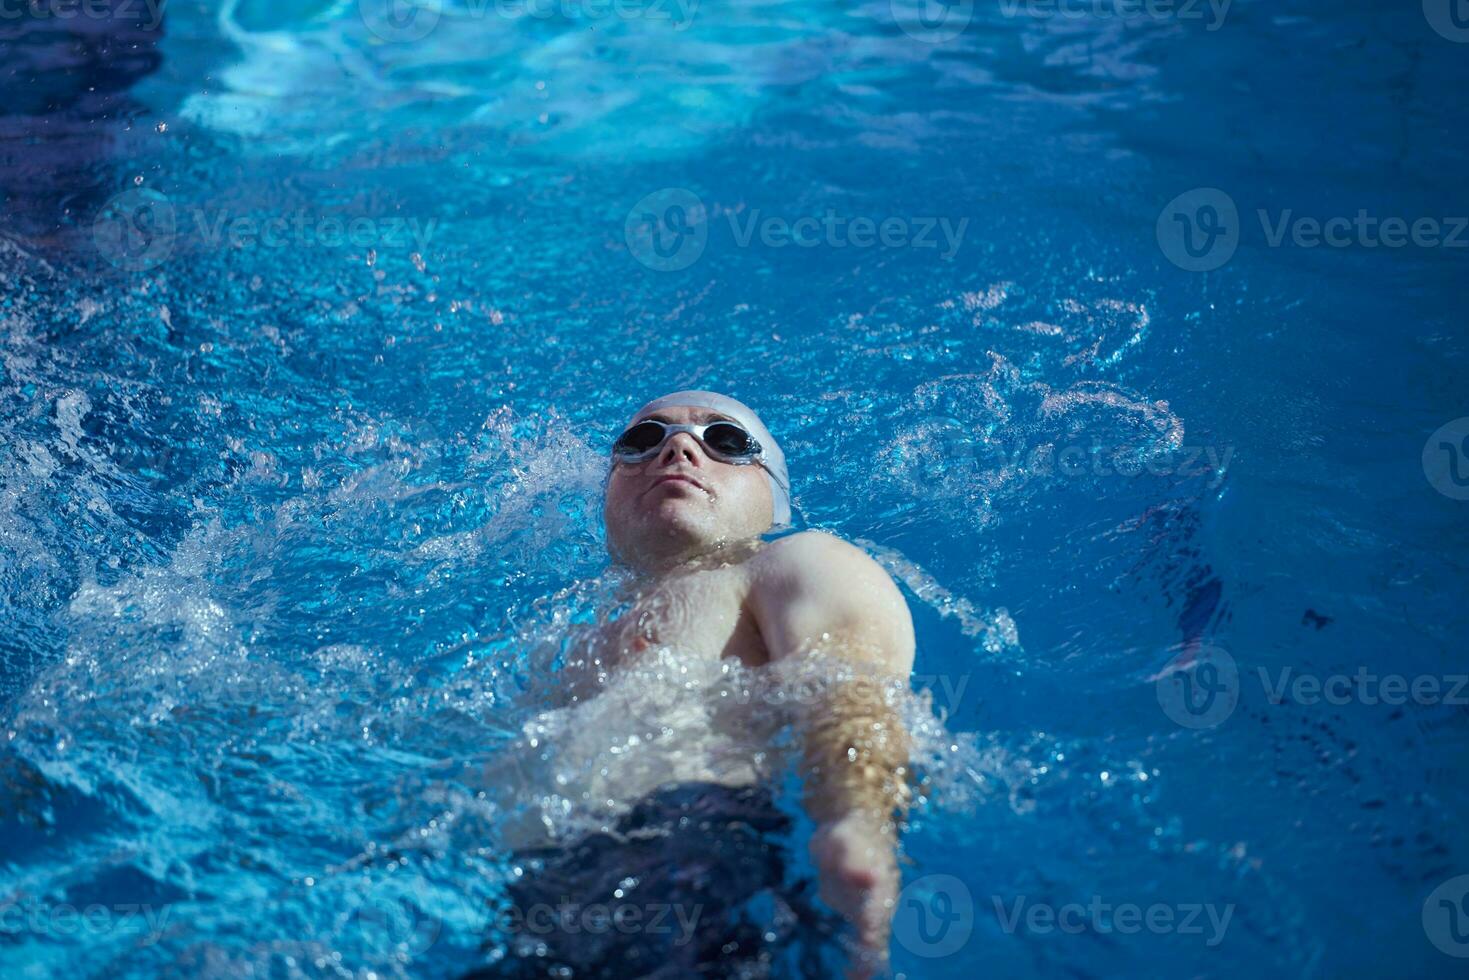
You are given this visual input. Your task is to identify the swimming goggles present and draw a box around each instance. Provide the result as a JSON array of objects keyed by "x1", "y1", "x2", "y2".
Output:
[{"x1": 611, "y1": 419, "x2": 765, "y2": 465}]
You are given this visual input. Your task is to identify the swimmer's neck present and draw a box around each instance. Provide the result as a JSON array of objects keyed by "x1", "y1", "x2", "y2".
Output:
[{"x1": 615, "y1": 536, "x2": 765, "y2": 581}]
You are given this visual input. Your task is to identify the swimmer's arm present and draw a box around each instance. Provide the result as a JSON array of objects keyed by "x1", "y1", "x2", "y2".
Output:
[
  {"x1": 752, "y1": 531, "x2": 916, "y2": 821},
  {"x1": 750, "y1": 531, "x2": 915, "y2": 970}
]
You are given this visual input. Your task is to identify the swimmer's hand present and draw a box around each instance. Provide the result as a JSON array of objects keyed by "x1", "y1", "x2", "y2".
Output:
[{"x1": 811, "y1": 811, "x2": 898, "y2": 978}]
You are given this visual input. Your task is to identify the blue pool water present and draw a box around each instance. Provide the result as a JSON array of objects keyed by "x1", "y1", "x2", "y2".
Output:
[{"x1": 2, "y1": 0, "x2": 1468, "y2": 976}]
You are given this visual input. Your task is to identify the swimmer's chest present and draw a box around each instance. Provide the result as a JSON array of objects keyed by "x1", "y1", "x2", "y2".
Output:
[{"x1": 612, "y1": 565, "x2": 770, "y2": 668}]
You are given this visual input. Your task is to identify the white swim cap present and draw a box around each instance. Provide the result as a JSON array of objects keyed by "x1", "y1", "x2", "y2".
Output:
[{"x1": 629, "y1": 390, "x2": 792, "y2": 527}]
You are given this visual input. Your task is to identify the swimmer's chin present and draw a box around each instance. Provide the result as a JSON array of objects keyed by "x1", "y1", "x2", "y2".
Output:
[
  {"x1": 639, "y1": 484, "x2": 715, "y2": 521},
  {"x1": 639, "y1": 505, "x2": 718, "y2": 541},
  {"x1": 610, "y1": 510, "x2": 730, "y2": 571}
]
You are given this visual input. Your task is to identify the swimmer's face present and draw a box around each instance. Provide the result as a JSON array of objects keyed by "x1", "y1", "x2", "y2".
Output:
[{"x1": 604, "y1": 404, "x2": 775, "y2": 568}]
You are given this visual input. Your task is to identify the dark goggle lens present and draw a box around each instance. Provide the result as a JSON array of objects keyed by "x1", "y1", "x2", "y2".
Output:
[
  {"x1": 614, "y1": 421, "x2": 667, "y2": 455},
  {"x1": 703, "y1": 422, "x2": 759, "y2": 458}
]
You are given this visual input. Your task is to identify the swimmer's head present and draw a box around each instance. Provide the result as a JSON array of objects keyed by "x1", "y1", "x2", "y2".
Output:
[{"x1": 603, "y1": 390, "x2": 791, "y2": 569}]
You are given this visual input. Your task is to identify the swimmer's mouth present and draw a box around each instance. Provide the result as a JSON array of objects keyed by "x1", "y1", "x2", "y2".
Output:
[{"x1": 647, "y1": 474, "x2": 708, "y2": 494}]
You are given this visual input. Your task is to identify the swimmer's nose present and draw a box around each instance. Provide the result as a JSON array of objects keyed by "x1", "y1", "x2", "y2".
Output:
[{"x1": 657, "y1": 430, "x2": 704, "y2": 468}]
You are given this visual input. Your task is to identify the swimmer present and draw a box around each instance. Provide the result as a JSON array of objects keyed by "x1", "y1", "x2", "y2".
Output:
[{"x1": 495, "y1": 391, "x2": 915, "y2": 979}]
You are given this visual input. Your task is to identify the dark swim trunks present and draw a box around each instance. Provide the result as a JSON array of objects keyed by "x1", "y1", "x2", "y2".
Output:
[{"x1": 475, "y1": 782, "x2": 843, "y2": 979}]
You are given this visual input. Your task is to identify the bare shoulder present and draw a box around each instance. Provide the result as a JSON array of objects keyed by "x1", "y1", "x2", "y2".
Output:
[
  {"x1": 751, "y1": 530, "x2": 888, "y2": 586},
  {"x1": 746, "y1": 531, "x2": 914, "y2": 671}
]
